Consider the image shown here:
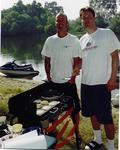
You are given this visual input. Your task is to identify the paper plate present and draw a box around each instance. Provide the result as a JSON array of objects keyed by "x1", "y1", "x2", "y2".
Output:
[
  {"x1": 36, "y1": 110, "x2": 46, "y2": 116},
  {"x1": 49, "y1": 101, "x2": 60, "y2": 106},
  {"x1": 42, "y1": 105, "x2": 52, "y2": 111}
]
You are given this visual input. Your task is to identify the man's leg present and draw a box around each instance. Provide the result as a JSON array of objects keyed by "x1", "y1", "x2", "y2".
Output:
[
  {"x1": 91, "y1": 116, "x2": 102, "y2": 144},
  {"x1": 71, "y1": 111, "x2": 81, "y2": 149},
  {"x1": 74, "y1": 112, "x2": 80, "y2": 137},
  {"x1": 85, "y1": 116, "x2": 103, "y2": 150},
  {"x1": 104, "y1": 123, "x2": 115, "y2": 150},
  {"x1": 104, "y1": 124, "x2": 114, "y2": 139},
  {"x1": 91, "y1": 116, "x2": 115, "y2": 150}
]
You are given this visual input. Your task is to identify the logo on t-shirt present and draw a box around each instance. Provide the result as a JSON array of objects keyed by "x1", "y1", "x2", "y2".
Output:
[
  {"x1": 86, "y1": 42, "x2": 91, "y2": 47},
  {"x1": 64, "y1": 45, "x2": 72, "y2": 48},
  {"x1": 83, "y1": 39, "x2": 97, "y2": 51}
]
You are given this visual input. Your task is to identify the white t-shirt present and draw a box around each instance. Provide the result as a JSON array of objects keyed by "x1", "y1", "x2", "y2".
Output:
[
  {"x1": 80, "y1": 28, "x2": 120, "y2": 85},
  {"x1": 41, "y1": 33, "x2": 81, "y2": 83}
]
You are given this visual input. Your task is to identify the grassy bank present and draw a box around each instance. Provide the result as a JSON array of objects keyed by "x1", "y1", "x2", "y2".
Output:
[
  {"x1": 0, "y1": 76, "x2": 119, "y2": 149},
  {"x1": 0, "y1": 75, "x2": 40, "y2": 114}
]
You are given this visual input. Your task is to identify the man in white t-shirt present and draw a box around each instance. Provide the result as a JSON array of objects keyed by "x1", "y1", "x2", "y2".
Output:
[
  {"x1": 79, "y1": 7, "x2": 120, "y2": 150},
  {"x1": 41, "y1": 12, "x2": 82, "y2": 146}
]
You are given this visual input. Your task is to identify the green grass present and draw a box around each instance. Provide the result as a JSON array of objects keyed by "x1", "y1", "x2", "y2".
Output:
[{"x1": 0, "y1": 87, "x2": 24, "y2": 114}]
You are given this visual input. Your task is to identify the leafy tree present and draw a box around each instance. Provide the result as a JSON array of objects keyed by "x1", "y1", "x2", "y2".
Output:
[
  {"x1": 96, "y1": 15, "x2": 109, "y2": 27},
  {"x1": 44, "y1": 15, "x2": 56, "y2": 35},
  {"x1": 1, "y1": 0, "x2": 63, "y2": 36},
  {"x1": 90, "y1": 0, "x2": 117, "y2": 19},
  {"x1": 1, "y1": 11, "x2": 20, "y2": 35},
  {"x1": 16, "y1": 14, "x2": 37, "y2": 33},
  {"x1": 109, "y1": 13, "x2": 120, "y2": 34},
  {"x1": 69, "y1": 18, "x2": 85, "y2": 38},
  {"x1": 26, "y1": 1, "x2": 43, "y2": 17},
  {"x1": 44, "y1": 1, "x2": 63, "y2": 16},
  {"x1": 12, "y1": 0, "x2": 26, "y2": 14},
  {"x1": 1, "y1": 0, "x2": 60, "y2": 36},
  {"x1": 1, "y1": 0, "x2": 120, "y2": 37}
]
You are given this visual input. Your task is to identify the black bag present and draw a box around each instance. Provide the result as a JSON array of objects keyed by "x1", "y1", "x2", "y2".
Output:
[
  {"x1": 8, "y1": 94, "x2": 36, "y2": 117},
  {"x1": 8, "y1": 86, "x2": 41, "y2": 128}
]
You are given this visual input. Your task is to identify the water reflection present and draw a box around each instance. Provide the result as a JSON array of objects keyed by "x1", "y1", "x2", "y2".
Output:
[{"x1": 1, "y1": 34, "x2": 47, "y2": 64}]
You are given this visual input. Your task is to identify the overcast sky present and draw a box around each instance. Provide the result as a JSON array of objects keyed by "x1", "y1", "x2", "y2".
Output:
[{"x1": 1, "y1": 0, "x2": 89, "y2": 20}]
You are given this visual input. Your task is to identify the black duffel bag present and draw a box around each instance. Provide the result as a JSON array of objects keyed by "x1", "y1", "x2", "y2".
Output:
[{"x1": 8, "y1": 85, "x2": 42, "y2": 128}]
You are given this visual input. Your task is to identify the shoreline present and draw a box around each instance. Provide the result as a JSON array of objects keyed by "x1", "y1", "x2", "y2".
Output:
[{"x1": 0, "y1": 75, "x2": 41, "y2": 91}]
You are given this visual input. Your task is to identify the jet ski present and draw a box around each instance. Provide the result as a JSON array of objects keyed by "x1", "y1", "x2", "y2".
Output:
[{"x1": 0, "y1": 60, "x2": 39, "y2": 78}]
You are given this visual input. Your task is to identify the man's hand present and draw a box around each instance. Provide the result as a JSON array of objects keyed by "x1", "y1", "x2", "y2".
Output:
[
  {"x1": 107, "y1": 50, "x2": 119, "y2": 91},
  {"x1": 45, "y1": 56, "x2": 51, "y2": 82},
  {"x1": 107, "y1": 78, "x2": 118, "y2": 91},
  {"x1": 68, "y1": 76, "x2": 75, "y2": 84},
  {"x1": 68, "y1": 67, "x2": 80, "y2": 84},
  {"x1": 72, "y1": 67, "x2": 80, "y2": 76},
  {"x1": 47, "y1": 74, "x2": 52, "y2": 82},
  {"x1": 68, "y1": 57, "x2": 81, "y2": 84}
]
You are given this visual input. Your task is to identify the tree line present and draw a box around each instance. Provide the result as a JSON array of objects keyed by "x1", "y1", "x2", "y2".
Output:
[{"x1": 1, "y1": 0, "x2": 120, "y2": 37}]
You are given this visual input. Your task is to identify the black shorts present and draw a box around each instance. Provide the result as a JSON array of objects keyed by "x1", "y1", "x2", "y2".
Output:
[{"x1": 81, "y1": 84, "x2": 113, "y2": 124}]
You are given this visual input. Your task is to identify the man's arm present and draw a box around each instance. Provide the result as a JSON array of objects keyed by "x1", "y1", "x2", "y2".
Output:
[
  {"x1": 68, "y1": 57, "x2": 82, "y2": 84},
  {"x1": 44, "y1": 56, "x2": 51, "y2": 81},
  {"x1": 107, "y1": 50, "x2": 119, "y2": 91}
]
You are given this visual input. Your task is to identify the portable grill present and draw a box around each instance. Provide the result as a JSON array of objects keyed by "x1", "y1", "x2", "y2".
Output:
[{"x1": 8, "y1": 86, "x2": 81, "y2": 149}]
